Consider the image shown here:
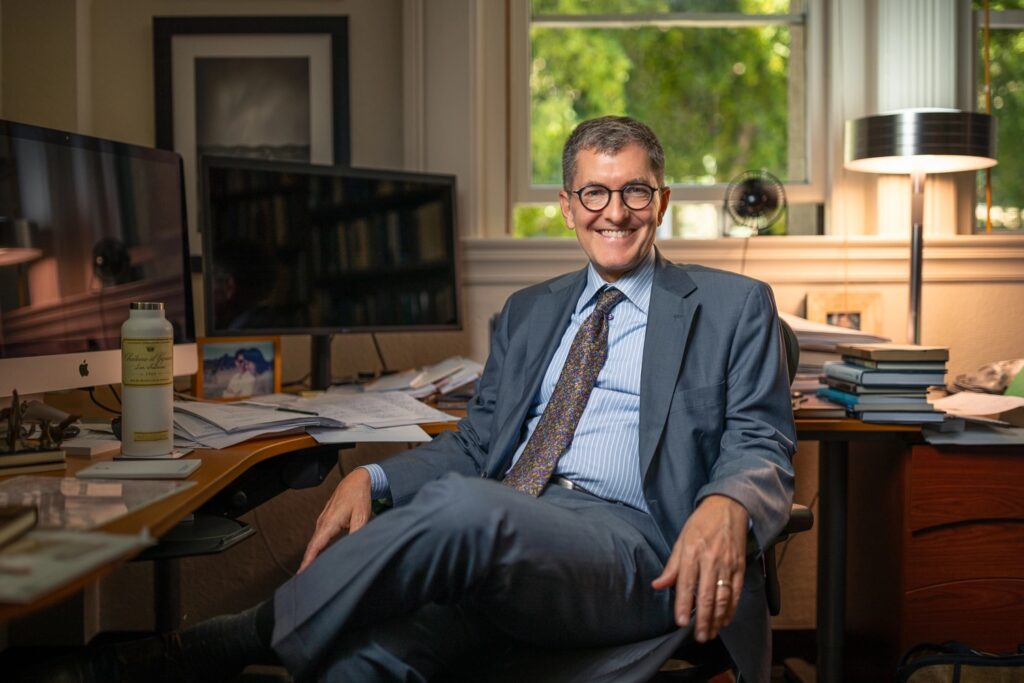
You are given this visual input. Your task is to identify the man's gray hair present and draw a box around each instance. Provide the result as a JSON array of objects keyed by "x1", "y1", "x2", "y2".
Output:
[{"x1": 561, "y1": 115, "x2": 665, "y2": 190}]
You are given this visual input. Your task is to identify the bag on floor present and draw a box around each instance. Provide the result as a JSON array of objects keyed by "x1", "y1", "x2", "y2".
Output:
[{"x1": 897, "y1": 641, "x2": 1024, "y2": 683}]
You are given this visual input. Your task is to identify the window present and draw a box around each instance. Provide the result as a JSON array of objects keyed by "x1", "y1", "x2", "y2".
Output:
[
  {"x1": 510, "y1": 0, "x2": 825, "y2": 238},
  {"x1": 975, "y1": 2, "x2": 1024, "y2": 233}
]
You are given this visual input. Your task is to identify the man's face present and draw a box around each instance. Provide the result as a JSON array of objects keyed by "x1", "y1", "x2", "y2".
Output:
[{"x1": 559, "y1": 143, "x2": 669, "y2": 283}]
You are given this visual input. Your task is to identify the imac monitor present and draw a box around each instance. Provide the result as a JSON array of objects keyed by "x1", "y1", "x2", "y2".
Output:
[
  {"x1": 201, "y1": 156, "x2": 459, "y2": 385},
  {"x1": 0, "y1": 119, "x2": 197, "y2": 398}
]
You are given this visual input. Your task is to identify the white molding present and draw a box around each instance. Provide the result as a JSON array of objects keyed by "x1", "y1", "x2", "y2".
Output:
[
  {"x1": 402, "y1": 0, "x2": 426, "y2": 170},
  {"x1": 461, "y1": 236, "x2": 1024, "y2": 286}
]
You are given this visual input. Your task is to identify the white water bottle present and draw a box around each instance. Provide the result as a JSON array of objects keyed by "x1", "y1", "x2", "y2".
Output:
[{"x1": 120, "y1": 302, "x2": 174, "y2": 456}]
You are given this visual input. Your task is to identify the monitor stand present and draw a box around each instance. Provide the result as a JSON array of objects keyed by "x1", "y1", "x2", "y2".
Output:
[{"x1": 311, "y1": 334, "x2": 332, "y2": 390}]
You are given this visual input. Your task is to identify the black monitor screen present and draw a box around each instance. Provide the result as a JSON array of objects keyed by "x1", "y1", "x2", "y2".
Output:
[
  {"x1": 0, "y1": 118, "x2": 194, "y2": 359},
  {"x1": 202, "y1": 157, "x2": 460, "y2": 336}
]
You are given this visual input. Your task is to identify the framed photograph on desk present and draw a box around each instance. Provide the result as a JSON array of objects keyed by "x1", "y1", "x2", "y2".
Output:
[
  {"x1": 196, "y1": 337, "x2": 281, "y2": 400},
  {"x1": 806, "y1": 291, "x2": 883, "y2": 333}
]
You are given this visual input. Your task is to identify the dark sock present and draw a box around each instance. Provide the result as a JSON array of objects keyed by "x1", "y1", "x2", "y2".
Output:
[{"x1": 174, "y1": 599, "x2": 277, "y2": 681}]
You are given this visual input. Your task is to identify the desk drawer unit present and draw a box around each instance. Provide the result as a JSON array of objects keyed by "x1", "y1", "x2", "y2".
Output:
[
  {"x1": 846, "y1": 442, "x2": 1024, "y2": 681},
  {"x1": 902, "y1": 446, "x2": 1024, "y2": 653}
]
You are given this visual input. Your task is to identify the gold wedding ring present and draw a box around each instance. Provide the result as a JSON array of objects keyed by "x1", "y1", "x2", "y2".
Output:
[{"x1": 715, "y1": 579, "x2": 730, "y2": 589}]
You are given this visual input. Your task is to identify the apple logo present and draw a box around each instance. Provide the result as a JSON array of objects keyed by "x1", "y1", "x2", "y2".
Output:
[{"x1": 79, "y1": 360, "x2": 90, "y2": 377}]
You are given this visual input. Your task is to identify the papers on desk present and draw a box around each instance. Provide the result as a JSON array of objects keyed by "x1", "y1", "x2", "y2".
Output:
[
  {"x1": 172, "y1": 391, "x2": 457, "y2": 449},
  {"x1": 363, "y1": 356, "x2": 483, "y2": 397},
  {"x1": 781, "y1": 313, "x2": 891, "y2": 394},
  {"x1": 781, "y1": 313, "x2": 890, "y2": 351},
  {"x1": 931, "y1": 391, "x2": 1024, "y2": 427},
  {"x1": 307, "y1": 424, "x2": 432, "y2": 445},
  {"x1": 0, "y1": 528, "x2": 152, "y2": 603},
  {"x1": 923, "y1": 423, "x2": 1024, "y2": 446}
]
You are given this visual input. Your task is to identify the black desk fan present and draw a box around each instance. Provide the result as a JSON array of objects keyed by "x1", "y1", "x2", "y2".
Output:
[
  {"x1": 723, "y1": 169, "x2": 787, "y2": 272},
  {"x1": 724, "y1": 169, "x2": 787, "y2": 235}
]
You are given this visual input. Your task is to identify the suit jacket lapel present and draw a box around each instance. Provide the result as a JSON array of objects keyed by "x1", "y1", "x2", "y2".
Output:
[
  {"x1": 639, "y1": 254, "x2": 698, "y2": 482},
  {"x1": 488, "y1": 268, "x2": 585, "y2": 474}
]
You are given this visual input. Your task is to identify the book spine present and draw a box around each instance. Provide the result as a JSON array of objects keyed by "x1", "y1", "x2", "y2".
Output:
[
  {"x1": 823, "y1": 362, "x2": 866, "y2": 384},
  {"x1": 817, "y1": 387, "x2": 858, "y2": 407}
]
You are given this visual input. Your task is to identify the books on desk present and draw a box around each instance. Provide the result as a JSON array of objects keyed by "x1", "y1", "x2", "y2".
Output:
[
  {"x1": 818, "y1": 343, "x2": 950, "y2": 424},
  {"x1": 0, "y1": 504, "x2": 37, "y2": 550},
  {"x1": 0, "y1": 449, "x2": 66, "y2": 476}
]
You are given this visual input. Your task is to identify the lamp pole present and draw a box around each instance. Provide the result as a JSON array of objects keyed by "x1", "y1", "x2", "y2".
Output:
[{"x1": 908, "y1": 171, "x2": 925, "y2": 345}]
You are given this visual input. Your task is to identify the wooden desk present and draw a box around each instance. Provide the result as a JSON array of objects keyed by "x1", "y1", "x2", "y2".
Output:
[
  {"x1": 795, "y1": 418, "x2": 920, "y2": 683},
  {"x1": 0, "y1": 433, "x2": 325, "y2": 622},
  {"x1": 1, "y1": 414, "x2": 921, "y2": 677},
  {"x1": 1, "y1": 419, "x2": 460, "y2": 624}
]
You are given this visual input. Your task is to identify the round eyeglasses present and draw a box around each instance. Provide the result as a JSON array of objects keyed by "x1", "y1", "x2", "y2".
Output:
[{"x1": 570, "y1": 183, "x2": 664, "y2": 212}]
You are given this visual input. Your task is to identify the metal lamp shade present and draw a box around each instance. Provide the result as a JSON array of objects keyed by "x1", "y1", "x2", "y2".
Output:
[
  {"x1": 843, "y1": 109, "x2": 997, "y2": 345},
  {"x1": 845, "y1": 109, "x2": 997, "y2": 174}
]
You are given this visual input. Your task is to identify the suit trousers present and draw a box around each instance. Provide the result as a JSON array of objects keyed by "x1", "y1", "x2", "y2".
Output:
[{"x1": 272, "y1": 473, "x2": 680, "y2": 682}]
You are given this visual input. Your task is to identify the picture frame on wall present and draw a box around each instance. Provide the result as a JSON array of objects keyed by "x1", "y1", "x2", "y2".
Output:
[
  {"x1": 153, "y1": 16, "x2": 351, "y2": 261},
  {"x1": 806, "y1": 291, "x2": 883, "y2": 334},
  {"x1": 195, "y1": 336, "x2": 281, "y2": 400}
]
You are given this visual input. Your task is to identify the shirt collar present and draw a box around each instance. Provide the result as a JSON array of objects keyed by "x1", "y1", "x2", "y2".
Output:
[{"x1": 580, "y1": 249, "x2": 655, "y2": 315}]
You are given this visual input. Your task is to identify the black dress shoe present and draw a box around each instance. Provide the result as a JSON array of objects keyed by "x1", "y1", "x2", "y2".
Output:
[{"x1": 14, "y1": 633, "x2": 191, "y2": 683}]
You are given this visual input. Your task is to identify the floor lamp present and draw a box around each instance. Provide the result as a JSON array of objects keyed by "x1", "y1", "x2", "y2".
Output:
[{"x1": 844, "y1": 109, "x2": 997, "y2": 344}]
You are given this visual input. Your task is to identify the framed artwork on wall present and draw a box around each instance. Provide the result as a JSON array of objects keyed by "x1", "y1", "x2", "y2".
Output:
[
  {"x1": 195, "y1": 336, "x2": 281, "y2": 400},
  {"x1": 153, "y1": 16, "x2": 351, "y2": 261},
  {"x1": 806, "y1": 291, "x2": 883, "y2": 334}
]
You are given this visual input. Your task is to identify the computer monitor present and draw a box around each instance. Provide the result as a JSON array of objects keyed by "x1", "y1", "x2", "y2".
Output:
[
  {"x1": 0, "y1": 119, "x2": 197, "y2": 398},
  {"x1": 200, "y1": 156, "x2": 460, "y2": 388}
]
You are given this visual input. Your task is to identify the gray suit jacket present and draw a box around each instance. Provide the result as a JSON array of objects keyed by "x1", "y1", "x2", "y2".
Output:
[{"x1": 379, "y1": 251, "x2": 796, "y2": 681}]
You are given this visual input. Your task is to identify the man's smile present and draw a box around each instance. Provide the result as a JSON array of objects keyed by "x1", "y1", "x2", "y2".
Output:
[{"x1": 595, "y1": 228, "x2": 635, "y2": 238}]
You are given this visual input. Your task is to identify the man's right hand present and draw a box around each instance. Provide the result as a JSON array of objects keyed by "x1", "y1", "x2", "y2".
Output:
[{"x1": 299, "y1": 467, "x2": 372, "y2": 572}]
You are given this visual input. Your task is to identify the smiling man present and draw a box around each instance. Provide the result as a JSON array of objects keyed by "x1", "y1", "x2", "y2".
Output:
[{"x1": 47, "y1": 117, "x2": 795, "y2": 683}]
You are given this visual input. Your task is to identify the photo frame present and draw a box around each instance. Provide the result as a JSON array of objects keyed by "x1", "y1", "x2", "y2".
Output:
[
  {"x1": 806, "y1": 291, "x2": 883, "y2": 334},
  {"x1": 153, "y1": 16, "x2": 351, "y2": 261},
  {"x1": 195, "y1": 337, "x2": 281, "y2": 400}
]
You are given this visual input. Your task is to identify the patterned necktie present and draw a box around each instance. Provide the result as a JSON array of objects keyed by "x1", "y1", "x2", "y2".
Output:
[{"x1": 503, "y1": 286, "x2": 626, "y2": 496}]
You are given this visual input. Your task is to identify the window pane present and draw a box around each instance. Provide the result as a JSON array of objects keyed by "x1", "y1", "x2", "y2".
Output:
[
  {"x1": 973, "y1": 1, "x2": 1024, "y2": 10},
  {"x1": 975, "y1": 27, "x2": 1024, "y2": 232},
  {"x1": 530, "y1": 24, "x2": 799, "y2": 187},
  {"x1": 532, "y1": 0, "x2": 793, "y2": 16},
  {"x1": 513, "y1": 202, "x2": 821, "y2": 238}
]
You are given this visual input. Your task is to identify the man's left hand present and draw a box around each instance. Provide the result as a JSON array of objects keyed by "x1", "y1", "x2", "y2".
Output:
[{"x1": 651, "y1": 494, "x2": 749, "y2": 643}]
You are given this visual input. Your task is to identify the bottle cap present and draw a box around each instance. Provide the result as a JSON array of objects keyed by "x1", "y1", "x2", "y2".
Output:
[{"x1": 130, "y1": 302, "x2": 164, "y2": 310}]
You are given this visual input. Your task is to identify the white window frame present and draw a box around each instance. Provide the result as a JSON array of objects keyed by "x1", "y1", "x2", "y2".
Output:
[
  {"x1": 969, "y1": 7, "x2": 1024, "y2": 233},
  {"x1": 508, "y1": 0, "x2": 827, "y2": 208}
]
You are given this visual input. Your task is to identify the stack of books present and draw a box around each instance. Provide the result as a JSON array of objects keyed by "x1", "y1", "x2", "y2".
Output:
[
  {"x1": 780, "y1": 313, "x2": 889, "y2": 394},
  {"x1": 0, "y1": 449, "x2": 66, "y2": 476},
  {"x1": 818, "y1": 343, "x2": 949, "y2": 424}
]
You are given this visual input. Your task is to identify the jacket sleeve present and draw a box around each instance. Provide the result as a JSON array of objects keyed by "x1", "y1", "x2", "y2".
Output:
[{"x1": 695, "y1": 282, "x2": 797, "y2": 551}]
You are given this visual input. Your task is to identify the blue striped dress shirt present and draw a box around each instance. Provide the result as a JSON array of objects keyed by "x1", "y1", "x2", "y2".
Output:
[{"x1": 364, "y1": 251, "x2": 655, "y2": 511}]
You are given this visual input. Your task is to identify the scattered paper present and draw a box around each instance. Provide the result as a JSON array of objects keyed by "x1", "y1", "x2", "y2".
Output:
[
  {"x1": 0, "y1": 529, "x2": 151, "y2": 603},
  {"x1": 781, "y1": 312, "x2": 889, "y2": 351},
  {"x1": 61, "y1": 434, "x2": 122, "y2": 458},
  {"x1": 307, "y1": 424, "x2": 432, "y2": 444},
  {"x1": 931, "y1": 392, "x2": 1024, "y2": 426}
]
